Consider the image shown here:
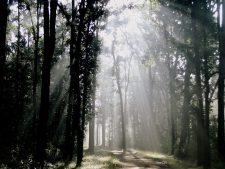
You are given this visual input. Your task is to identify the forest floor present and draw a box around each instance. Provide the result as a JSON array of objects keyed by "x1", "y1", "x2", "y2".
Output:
[
  {"x1": 53, "y1": 149, "x2": 206, "y2": 169},
  {"x1": 109, "y1": 150, "x2": 171, "y2": 169}
]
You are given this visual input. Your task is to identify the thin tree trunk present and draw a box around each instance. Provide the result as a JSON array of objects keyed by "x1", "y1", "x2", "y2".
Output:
[
  {"x1": 64, "y1": 0, "x2": 75, "y2": 161},
  {"x1": 73, "y1": 0, "x2": 86, "y2": 166},
  {"x1": 96, "y1": 122, "x2": 99, "y2": 146},
  {"x1": 164, "y1": 24, "x2": 177, "y2": 155},
  {"x1": 192, "y1": 1, "x2": 204, "y2": 165},
  {"x1": 0, "y1": 0, "x2": 8, "y2": 161},
  {"x1": 218, "y1": 0, "x2": 225, "y2": 157},
  {"x1": 0, "y1": 0, "x2": 8, "y2": 107},
  {"x1": 89, "y1": 117, "x2": 95, "y2": 153},
  {"x1": 178, "y1": 56, "x2": 191, "y2": 157},
  {"x1": 102, "y1": 110, "x2": 106, "y2": 147},
  {"x1": 202, "y1": 1, "x2": 210, "y2": 168},
  {"x1": 33, "y1": 0, "x2": 40, "y2": 120},
  {"x1": 112, "y1": 36, "x2": 126, "y2": 153},
  {"x1": 89, "y1": 68, "x2": 97, "y2": 154},
  {"x1": 169, "y1": 64, "x2": 176, "y2": 155},
  {"x1": 16, "y1": 0, "x2": 21, "y2": 118}
]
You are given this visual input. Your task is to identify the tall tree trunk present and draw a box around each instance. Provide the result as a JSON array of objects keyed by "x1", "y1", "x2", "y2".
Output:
[
  {"x1": 0, "y1": 0, "x2": 8, "y2": 107},
  {"x1": 218, "y1": 0, "x2": 225, "y2": 157},
  {"x1": 164, "y1": 24, "x2": 177, "y2": 155},
  {"x1": 96, "y1": 122, "x2": 99, "y2": 146},
  {"x1": 169, "y1": 62, "x2": 177, "y2": 155},
  {"x1": 64, "y1": 78, "x2": 74, "y2": 160},
  {"x1": 89, "y1": 69, "x2": 97, "y2": 154},
  {"x1": 73, "y1": 0, "x2": 86, "y2": 166},
  {"x1": 89, "y1": 116, "x2": 95, "y2": 153},
  {"x1": 202, "y1": 1, "x2": 210, "y2": 168},
  {"x1": 0, "y1": 0, "x2": 8, "y2": 161},
  {"x1": 64, "y1": 0, "x2": 75, "y2": 161},
  {"x1": 192, "y1": 0, "x2": 204, "y2": 165},
  {"x1": 33, "y1": 0, "x2": 41, "y2": 120},
  {"x1": 16, "y1": 0, "x2": 22, "y2": 126},
  {"x1": 178, "y1": 56, "x2": 191, "y2": 157},
  {"x1": 102, "y1": 110, "x2": 106, "y2": 147},
  {"x1": 34, "y1": 0, "x2": 57, "y2": 168},
  {"x1": 80, "y1": 19, "x2": 92, "y2": 161},
  {"x1": 112, "y1": 37, "x2": 126, "y2": 153}
]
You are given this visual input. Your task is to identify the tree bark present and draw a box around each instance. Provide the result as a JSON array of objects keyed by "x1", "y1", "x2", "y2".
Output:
[
  {"x1": 89, "y1": 117, "x2": 95, "y2": 153},
  {"x1": 202, "y1": 1, "x2": 210, "y2": 168},
  {"x1": 102, "y1": 110, "x2": 106, "y2": 147},
  {"x1": 0, "y1": 0, "x2": 8, "y2": 105},
  {"x1": 178, "y1": 55, "x2": 191, "y2": 157},
  {"x1": 34, "y1": 0, "x2": 57, "y2": 168},
  {"x1": 73, "y1": 0, "x2": 86, "y2": 166},
  {"x1": 64, "y1": 0, "x2": 75, "y2": 161},
  {"x1": 192, "y1": 0, "x2": 204, "y2": 165},
  {"x1": 164, "y1": 23, "x2": 177, "y2": 155},
  {"x1": 112, "y1": 36, "x2": 126, "y2": 153},
  {"x1": 218, "y1": 0, "x2": 225, "y2": 157},
  {"x1": 0, "y1": 0, "x2": 8, "y2": 161},
  {"x1": 89, "y1": 67, "x2": 97, "y2": 154},
  {"x1": 33, "y1": 0, "x2": 41, "y2": 120}
]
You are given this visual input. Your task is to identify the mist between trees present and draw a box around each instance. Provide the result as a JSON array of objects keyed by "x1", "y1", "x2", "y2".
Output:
[{"x1": 0, "y1": 0, "x2": 225, "y2": 169}]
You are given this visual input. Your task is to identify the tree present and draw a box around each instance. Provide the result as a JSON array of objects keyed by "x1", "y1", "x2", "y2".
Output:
[
  {"x1": 178, "y1": 56, "x2": 191, "y2": 157},
  {"x1": 112, "y1": 34, "x2": 126, "y2": 153},
  {"x1": 34, "y1": 0, "x2": 58, "y2": 167},
  {"x1": 218, "y1": 0, "x2": 225, "y2": 157},
  {"x1": 0, "y1": 0, "x2": 8, "y2": 162},
  {"x1": 0, "y1": 0, "x2": 8, "y2": 101},
  {"x1": 192, "y1": 0, "x2": 205, "y2": 165}
]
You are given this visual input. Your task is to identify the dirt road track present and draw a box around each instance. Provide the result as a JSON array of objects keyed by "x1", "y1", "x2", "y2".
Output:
[{"x1": 111, "y1": 150, "x2": 172, "y2": 169}]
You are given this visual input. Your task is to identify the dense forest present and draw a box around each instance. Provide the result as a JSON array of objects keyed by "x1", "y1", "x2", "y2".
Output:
[{"x1": 0, "y1": 0, "x2": 225, "y2": 169}]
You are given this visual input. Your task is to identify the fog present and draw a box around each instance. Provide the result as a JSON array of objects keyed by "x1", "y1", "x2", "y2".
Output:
[
  {"x1": 89, "y1": 0, "x2": 175, "y2": 153},
  {"x1": 1, "y1": 0, "x2": 222, "y2": 168}
]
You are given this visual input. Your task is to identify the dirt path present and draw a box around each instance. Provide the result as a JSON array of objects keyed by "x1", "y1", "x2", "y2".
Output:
[{"x1": 111, "y1": 150, "x2": 172, "y2": 169}]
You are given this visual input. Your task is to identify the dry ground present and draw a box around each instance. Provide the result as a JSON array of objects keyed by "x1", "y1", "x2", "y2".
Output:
[
  {"x1": 111, "y1": 150, "x2": 171, "y2": 169},
  {"x1": 52, "y1": 150, "x2": 205, "y2": 169}
]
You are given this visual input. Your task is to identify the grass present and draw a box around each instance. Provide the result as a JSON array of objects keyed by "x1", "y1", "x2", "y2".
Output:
[
  {"x1": 47, "y1": 149, "x2": 225, "y2": 169},
  {"x1": 48, "y1": 150, "x2": 122, "y2": 169},
  {"x1": 76, "y1": 150, "x2": 121, "y2": 169},
  {"x1": 135, "y1": 149, "x2": 225, "y2": 169}
]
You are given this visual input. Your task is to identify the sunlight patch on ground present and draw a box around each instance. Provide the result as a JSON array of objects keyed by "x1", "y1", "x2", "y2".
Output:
[
  {"x1": 76, "y1": 151, "x2": 121, "y2": 169},
  {"x1": 133, "y1": 150, "x2": 203, "y2": 169},
  {"x1": 46, "y1": 150, "x2": 207, "y2": 169},
  {"x1": 131, "y1": 150, "x2": 168, "y2": 159}
]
